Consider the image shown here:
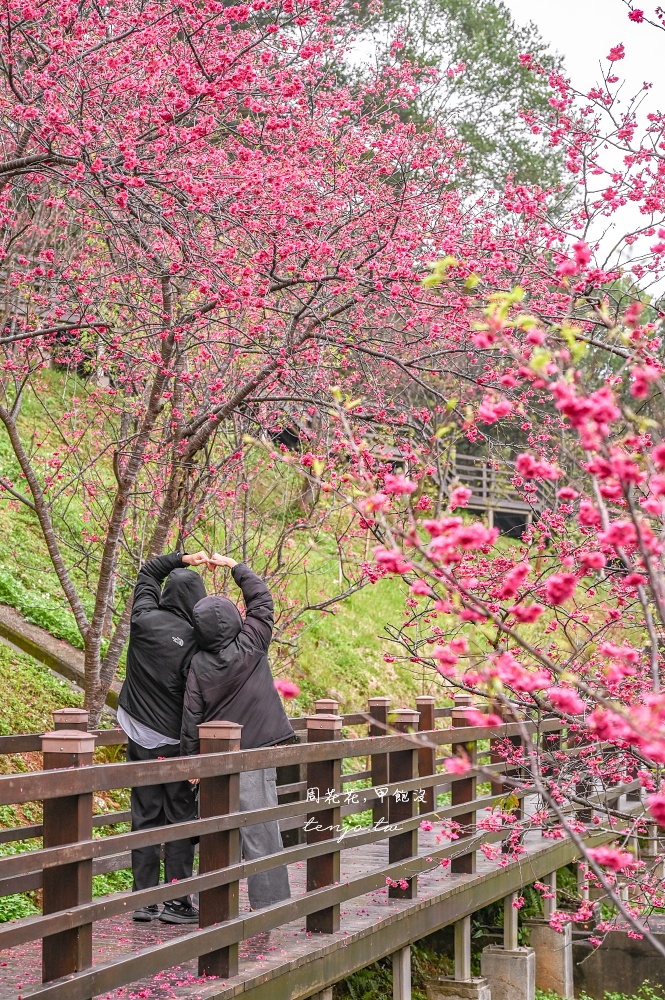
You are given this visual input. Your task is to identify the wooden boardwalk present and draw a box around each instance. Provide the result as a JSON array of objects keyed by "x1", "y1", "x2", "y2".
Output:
[
  {"x1": 0, "y1": 705, "x2": 644, "y2": 1000},
  {"x1": 0, "y1": 822, "x2": 615, "y2": 1000}
]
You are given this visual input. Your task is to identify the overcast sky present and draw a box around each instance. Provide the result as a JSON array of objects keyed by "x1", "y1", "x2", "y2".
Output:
[
  {"x1": 503, "y1": 2, "x2": 665, "y2": 281},
  {"x1": 503, "y1": 0, "x2": 665, "y2": 111}
]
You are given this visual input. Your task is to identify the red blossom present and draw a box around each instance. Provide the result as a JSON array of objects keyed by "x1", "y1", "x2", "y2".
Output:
[
  {"x1": 607, "y1": 44, "x2": 626, "y2": 61},
  {"x1": 516, "y1": 453, "x2": 561, "y2": 480},
  {"x1": 383, "y1": 474, "x2": 418, "y2": 496},
  {"x1": 509, "y1": 603, "x2": 544, "y2": 623},
  {"x1": 445, "y1": 753, "x2": 470, "y2": 774},
  {"x1": 647, "y1": 794, "x2": 665, "y2": 826},
  {"x1": 587, "y1": 847, "x2": 636, "y2": 871},
  {"x1": 274, "y1": 678, "x2": 300, "y2": 699},
  {"x1": 547, "y1": 687, "x2": 585, "y2": 715},
  {"x1": 545, "y1": 573, "x2": 577, "y2": 605},
  {"x1": 449, "y1": 485, "x2": 472, "y2": 510}
]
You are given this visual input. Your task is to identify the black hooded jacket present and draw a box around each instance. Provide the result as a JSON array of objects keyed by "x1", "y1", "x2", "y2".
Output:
[
  {"x1": 180, "y1": 563, "x2": 295, "y2": 754},
  {"x1": 118, "y1": 552, "x2": 207, "y2": 740}
]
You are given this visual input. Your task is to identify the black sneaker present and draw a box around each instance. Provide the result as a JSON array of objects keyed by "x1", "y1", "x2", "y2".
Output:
[
  {"x1": 159, "y1": 900, "x2": 199, "y2": 924},
  {"x1": 133, "y1": 904, "x2": 160, "y2": 922}
]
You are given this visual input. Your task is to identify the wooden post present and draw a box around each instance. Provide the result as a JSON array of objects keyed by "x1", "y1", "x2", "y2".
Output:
[
  {"x1": 41, "y1": 729, "x2": 95, "y2": 988},
  {"x1": 53, "y1": 707, "x2": 89, "y2": 731},
  {"x1": 198, "y1": 720, "x2": 242, "y2": 979},
  {"x1": 543, "y1": 870, "x2": 556, "y2": 920},
  {"x1": 388, "y1": 708, "x2": 420, "y2": 900},
  {"x1": 416, "y1": 695, "x2": 436, "y2": 814},
  {"x1": 454, "y1": 915, "x2": 472, "y2": 981},
  {"x1": 577, "y1": 863, "x2": 590, "y2": 902},
  {"x1": 392, "y1": 945, "x2": 411, "y2": 1000},
  {"x1": 451, "y1": 694, "x2": 477, "y2": 875},
  {"x1": 492, "y1": 703, "x2": 523, "y2": 821},
  {"x1": 489, "y1": 700, "x2": 505, "y2": 797},
  {"x1": 504, "y1": 893, "x2": 519, "y2": 950},
  {"x1": 277, "y1": 728, "x2": 305, "y2": 848},
  {"x1": 315, "y1": 698, "x2": 339, "y2": 715},
  {"x1": 306, "y1": 713, "x2": 342, "y2": 933},
  {"x1": 368, "y1": 696, "x2": 390, "y2": 825}
]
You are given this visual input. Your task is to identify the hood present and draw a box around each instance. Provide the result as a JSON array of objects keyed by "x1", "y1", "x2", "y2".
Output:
[
  {"x1": 193, "y1": 595, "x2": 243, "y2": 653},
  {"x1": 160, "y1": 568, "x2": 207, "y2": 624}
]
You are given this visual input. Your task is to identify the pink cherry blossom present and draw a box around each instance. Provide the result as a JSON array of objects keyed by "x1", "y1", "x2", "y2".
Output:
[
  {"x1": 545, "y1": 573, "x2": 577, "y2": 605},
  {"x1": 274, "y1": 678, "x2": 300, "y2": 699},
  {"x1": 449, "y1": 485, "x2": 472, "y2": 510},
  {"x1": 547, "y1": 687, "x2": 585, "y2": 715},
  {"x1": 445, "y1": 754, "x2": 470, "y2": 774},
  {"x1": 588, "y1": 847, "x2": 636, "y2": 871},
  {"x1": 647, "y1": 794, "x2": 665, "y2": 827},
  {"x1": 383, "y1": 474, "x2": 418, "y2": 496}
]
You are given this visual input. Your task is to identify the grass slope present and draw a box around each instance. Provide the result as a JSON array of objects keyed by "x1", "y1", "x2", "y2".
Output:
[
  {"x1": 0, "y1": 369, "x2": 433, "y2": 717},
  {"x1": 0, "y1": 642, "x2": 82, "y2": 746}
]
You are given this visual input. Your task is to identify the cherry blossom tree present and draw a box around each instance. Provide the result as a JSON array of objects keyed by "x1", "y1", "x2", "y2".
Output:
[
  {"x1": 0, "y1": 0, "x2": 535, "y2": 721},
  {"x1": 293, "y1": 5, "x2": 665, "y2": 952}
]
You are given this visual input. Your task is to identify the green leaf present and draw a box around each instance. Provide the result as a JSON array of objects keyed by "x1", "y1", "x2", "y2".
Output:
[
  {"x1": 422, "y1": 256, "x2": 458, "y2": 289},
  {"x1": 529, "y1": 348, "x2": 551, "y2": 374}
]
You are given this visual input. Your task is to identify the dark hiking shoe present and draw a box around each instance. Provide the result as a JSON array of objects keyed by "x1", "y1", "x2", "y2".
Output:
[
  {"x1": 159, "y1": 900, "x2": 199, "y2": 924},
  {"x1": 133, "y1": 904, "x2": 160, "y2": 922}
]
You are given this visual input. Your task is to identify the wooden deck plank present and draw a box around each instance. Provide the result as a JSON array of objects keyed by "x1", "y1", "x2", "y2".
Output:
[{"x1": 0, "y1": 827, "x2": 592, "y2": 1000}]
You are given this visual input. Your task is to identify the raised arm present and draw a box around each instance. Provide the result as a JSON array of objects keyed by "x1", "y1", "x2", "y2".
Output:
[
  {"x1": 207, "y1": 555, "x2": 274, "y2": 650},
  {"x1": 131, "y1": 550, "x2": 208, "y2": 622},
  {"x1": 233, "y1": 562, "x2": 274, "y2": 650}
]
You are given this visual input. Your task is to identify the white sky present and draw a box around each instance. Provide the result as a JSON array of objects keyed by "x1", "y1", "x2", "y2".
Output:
[
  {"x1": 503, "y1": 1, "x2": 665, "y2": 113},
  {"x1": 503, "y1": 1, "x2": 665, "y2": 282}
]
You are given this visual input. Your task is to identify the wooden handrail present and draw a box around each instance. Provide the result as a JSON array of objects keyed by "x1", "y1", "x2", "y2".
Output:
[
  {"x1": 0, "y1": 720, "x2": 560, "y2": 805},
  {"x1": 0, "y1": 708, "x2": 454, "y2": 755},
  {"x1": 0, "y1": 763, "x2": 513, "y2": 880},
  {"x1": 0, "y1": 783, "x2": 537, "y2": 950}
]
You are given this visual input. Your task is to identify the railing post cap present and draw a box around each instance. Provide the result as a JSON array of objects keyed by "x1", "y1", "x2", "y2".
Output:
[
  {"x1": 198, "y1": 721, "x2": 243, "y2": 740},
  {"x1": 368, "y1": 696, "x2": 391, "y2": 707},
  {"x1": 53, "y1": 707, "x2": 89, "y2": 721},
  {"x1": 315, "y1": 698, "x2": 339, "y2": 712},
  {"x1": 415, "y1": 695, "x2": 436, "y2": 705},
  {"x1": 390, "y1": 708, "x2": 420, "y2": 725},
  {"x1": 41, "y1": 729, "x2": 96, "y2": 754},
  {"x1": 306, "y1": 713, "x2": 343, "y2": 732},
  {"x1": 453, "y1": 693, "x2": 473, "y2": 706}
]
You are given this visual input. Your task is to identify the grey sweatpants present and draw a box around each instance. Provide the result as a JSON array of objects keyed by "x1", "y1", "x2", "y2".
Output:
[{"x1": 240, "y1": 767, "x2": 291, "y2": 910}]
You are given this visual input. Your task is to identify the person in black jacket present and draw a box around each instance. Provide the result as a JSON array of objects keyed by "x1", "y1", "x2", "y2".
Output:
[
  {"x1": 181, "y1": 555, "x2": 295, "y2": 910},
  {"x1": 118, "y1": 549, "x2": 208, "y2": 924}
]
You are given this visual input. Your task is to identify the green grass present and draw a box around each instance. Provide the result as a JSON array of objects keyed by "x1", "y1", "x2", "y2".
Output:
[
  {"x1": 332, "y1": 952, "x2": 663, "y2": 1000},
  {"x1": 333, "y1": 943, "x2": 453, "y2": 1000},
  {"x1": 537, "y1": 990, "x2": 665, "y2": 1000},
  {"x1": 331, "y1": 945, "x2": 664, "y2": 1000},
  {"x1": 0, "y1": 641, "x2": 82, "y2": 744},
  {"x1": 293, "y1": 574, "x2": 429, "y2": 713}
]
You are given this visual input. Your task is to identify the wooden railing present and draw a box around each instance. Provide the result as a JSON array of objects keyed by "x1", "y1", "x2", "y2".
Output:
[
  {"x1": 445, "y1": 454, "x2": 555, "y2": 516},
  {"x1": 0, "y1": 698, "x2": 637, "y2": 1000}
]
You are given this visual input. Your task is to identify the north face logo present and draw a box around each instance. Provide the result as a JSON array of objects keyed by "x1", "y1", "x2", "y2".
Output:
[{"x1": 172, "y1": 636, "x2": 184, "y2": 646}]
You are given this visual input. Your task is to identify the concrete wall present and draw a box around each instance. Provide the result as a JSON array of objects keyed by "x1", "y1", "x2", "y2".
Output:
[{"x1": 573, "y1": 931, "x2": 665, "y2": 998}]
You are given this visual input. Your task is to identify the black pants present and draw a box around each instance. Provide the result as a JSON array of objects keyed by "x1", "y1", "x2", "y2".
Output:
[{"x1": 127, "y1": 739, "x2": 197, "y2": 905}]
